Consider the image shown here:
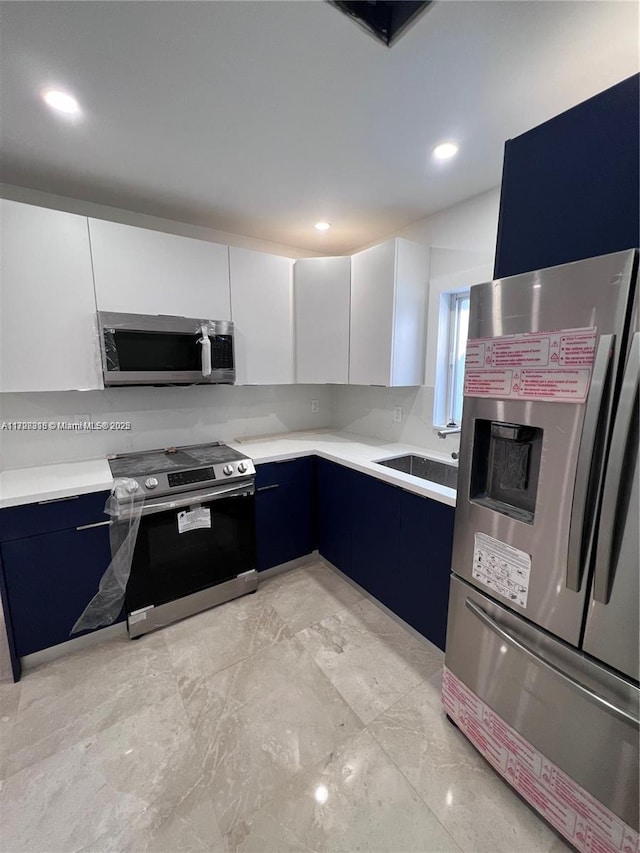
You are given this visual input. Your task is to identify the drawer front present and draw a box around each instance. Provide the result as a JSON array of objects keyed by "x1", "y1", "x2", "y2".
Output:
[
  {"x1": 0, "y1": 491, "x2": 111, "y2": 542},
  {"x1": 255, "y1": 456, "x2": 314, "y2": 489}
]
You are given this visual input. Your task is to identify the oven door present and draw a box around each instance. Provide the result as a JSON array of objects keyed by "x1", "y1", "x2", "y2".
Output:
[{"x1": 124, "y1": 481, "x2": 256, "y2": 618}]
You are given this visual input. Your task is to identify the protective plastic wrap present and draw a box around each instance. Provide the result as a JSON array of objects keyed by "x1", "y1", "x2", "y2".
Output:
[{"x1": 71, "y1": 479, "x2": 143, "y2": 634}]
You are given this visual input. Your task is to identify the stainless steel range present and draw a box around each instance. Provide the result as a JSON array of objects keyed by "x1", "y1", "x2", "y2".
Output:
[{"x1": 108, "y1": 442, "x2": 258, "y2": 638}]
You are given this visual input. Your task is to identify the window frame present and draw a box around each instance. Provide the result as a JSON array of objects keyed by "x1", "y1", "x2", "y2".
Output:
[
  {"x1": 427, "y1": 261, "x2": 491, "y2": 434},
  {"x1": 444, "y1": 290, "x2": 470, "y2": 428}
]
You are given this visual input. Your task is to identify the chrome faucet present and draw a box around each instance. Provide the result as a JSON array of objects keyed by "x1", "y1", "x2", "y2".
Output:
[{"x1": 437, "y1": 425, "x2": 462, "y2": 439}]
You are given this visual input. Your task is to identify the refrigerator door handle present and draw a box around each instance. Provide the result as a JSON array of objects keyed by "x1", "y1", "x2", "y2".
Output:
[
  {"x1": 593, "y1": 331, "x2": 639, "y2": 604},
  {"x1": 566, "y1": 333, "x2": 615, "y2": 592},
  {"x1": 465, "y1": 597, "x2": 639, "y2": 727}
]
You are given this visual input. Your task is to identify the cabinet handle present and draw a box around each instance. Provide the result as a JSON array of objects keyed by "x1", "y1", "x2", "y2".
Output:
[
  {"x1": 256, "y1": 484, "x2": 280, "y2": 492},
  {"x1": 38, "y1": 495, "x2": 80, "y2": 504},
  {"x1": 76, "y1": 520, "x2": 112, "y2": 531}
]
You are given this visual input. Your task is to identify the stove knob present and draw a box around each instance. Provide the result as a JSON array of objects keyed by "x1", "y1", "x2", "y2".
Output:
[
  {"x1": 223, "y1": 464, "x2": 234, "y2": 476},
  {"x1": 145, "y1": 477, "x2": 159, "y2": 489},
  {"x1": 126, "y1": 480, "x2": 139, "y2": 493},
  {"x1": 237, "y1": 462, "x2": 247, "y2": 474}
]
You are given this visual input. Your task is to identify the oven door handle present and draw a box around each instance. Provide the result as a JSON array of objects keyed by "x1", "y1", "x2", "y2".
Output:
[{"x1": 116, "y1": 481, "x2": 254, "y2": 520}]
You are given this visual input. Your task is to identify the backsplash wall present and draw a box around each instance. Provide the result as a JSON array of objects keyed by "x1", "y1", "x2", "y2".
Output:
[
  {"x1": 0, "y1": 384, "x2": 461, "y2": 470},
  {"x1": 333, "y1": 385, "x2": 460, "y2": 457},
  {"x1": 0, "y1": 385, "x2": 334, "y2": 469}
]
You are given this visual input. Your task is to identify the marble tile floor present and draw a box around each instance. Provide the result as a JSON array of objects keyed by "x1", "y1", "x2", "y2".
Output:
[{"x1": 0, "y1": 560, "x2": 572, "y2": 853}]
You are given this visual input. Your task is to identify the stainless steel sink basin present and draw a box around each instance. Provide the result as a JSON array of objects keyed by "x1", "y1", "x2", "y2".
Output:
[{"x1": 376, "y1": 454, "x2": 458, "y2": 489}]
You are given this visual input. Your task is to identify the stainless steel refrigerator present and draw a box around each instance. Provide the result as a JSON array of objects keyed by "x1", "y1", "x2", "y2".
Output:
[{"x1": 443, "y1": 249, "x2": 639, "y2": 851}]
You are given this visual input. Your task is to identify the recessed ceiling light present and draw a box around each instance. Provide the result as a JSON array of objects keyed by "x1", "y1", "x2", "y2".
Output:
[
  {"x1": 432, "y1": 142, "x2": 459, "y2": 161},
  {"x1": 315, "y1": 221, "x2": 331, "y2": 231},
  {"x1": 42, "y1": 89, "x2": 81, "y2": 116}
]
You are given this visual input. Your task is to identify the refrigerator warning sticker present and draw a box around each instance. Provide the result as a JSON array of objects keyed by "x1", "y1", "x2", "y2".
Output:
[
  {"x1": 464, "y1": 327, "x2": 597, "y2": 403},
  {"x1": 441, "y1": 668, "x2": 640, "y2": 853},
  {"x1": 472, "y1": 533, "x2": 531, "y2": 607}
]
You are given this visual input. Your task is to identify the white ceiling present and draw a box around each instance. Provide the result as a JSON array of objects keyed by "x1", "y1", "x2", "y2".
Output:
[{"x1": 1, "y1": 1, "x2": 638, "y2": 254}]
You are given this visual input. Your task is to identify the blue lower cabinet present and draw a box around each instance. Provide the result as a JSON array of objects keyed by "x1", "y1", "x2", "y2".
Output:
[
  {"x1": 1, "y1": 522, "x2": 115, "y2": 658},
  {"x1": 317, "y1": 458, "x2": 357, "y2": 574},
  {"x1": 395, "y1": 490, "x2": 455, "y2": 651},
  {"x1": 350, "y1": 472, "x2": 401, "y2": 601},
  {"x1": 317, "y1": 458, "x2": 455, "y2": 652},
  {"x1": 255, "y1": 457, "x2": 317, "y2": 571}
]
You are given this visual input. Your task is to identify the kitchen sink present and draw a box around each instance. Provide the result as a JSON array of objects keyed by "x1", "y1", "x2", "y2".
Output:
[{"x1": 376, "y1": 454, "x2": 458, "y2": 489}]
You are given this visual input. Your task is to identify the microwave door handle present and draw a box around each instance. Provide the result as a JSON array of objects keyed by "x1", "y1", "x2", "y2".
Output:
[
  {"x1": 593, "y1": 332, "x2": 639, "y2": 604},
  {"x1": 199, "y1": 325, "x2": 212, "y2": 377},
  {"x1": 566, "y1": 334, "x2": 614, "y2": 592}
]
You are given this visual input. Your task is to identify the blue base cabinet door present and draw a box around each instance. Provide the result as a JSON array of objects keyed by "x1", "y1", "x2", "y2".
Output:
[
  {"x1": 1, "y1": 523, "x2": 114, "y2": 657},
  {"x1": 349, "y1": 472, "x2": 401, "y2": 602},
  {"x1": 395, "y1": 490, "x2": 455, "y2": 651},
  {"x1": 255, "y1": 457, "x2": 317, "y2": 571},
  {"x1": 317, "y1": 459, "x2": 357, "y2": 574}
]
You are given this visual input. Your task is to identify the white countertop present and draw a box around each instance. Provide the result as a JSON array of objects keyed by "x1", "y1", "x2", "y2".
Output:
[
  {"x1": 0, "y1": 458, "x2": 114, "y2": 509},
  {"x1": 0, "y1": 431, "x2": 457, "y2": 509},
  {"x1": 229, "y1": 432, "x2": 457, "y2": 506}
]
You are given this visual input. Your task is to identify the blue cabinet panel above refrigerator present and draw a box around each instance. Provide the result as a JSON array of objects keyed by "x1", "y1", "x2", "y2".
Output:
[{"x1": 494, "y1": 73, "x2": 639, "y2": 279}]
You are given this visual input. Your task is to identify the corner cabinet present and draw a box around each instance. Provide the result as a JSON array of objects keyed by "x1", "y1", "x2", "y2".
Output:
[
  {"x1": 294, "y1": 256, "x2": 351, "y2": 384},
  {"x1": 316, "y1": 458, "x2": 454, "y2": 651},
  {"x1": 88, "y1": 218, "x2": 231, "y2": 319},
  {"x1": 229, "y1": 247, "x2": 294, "y2": 384},
  {"x1": 0, "y1": 200, "x2": 103, "y2": 392},
  {"x1": 349, "y1": 238, "x2": 429, "y2": 386}
]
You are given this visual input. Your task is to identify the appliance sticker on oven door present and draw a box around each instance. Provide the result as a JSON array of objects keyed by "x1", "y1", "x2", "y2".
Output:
[
  {"x1": 472, "y1": 532, "x2": 531, "y2": 608},
  {"x1": 464, "y1": 327, "x2": 597, "y2": 403},
  {"x1": 177, "y1": 507, "x2": 211, "y2": 533}
]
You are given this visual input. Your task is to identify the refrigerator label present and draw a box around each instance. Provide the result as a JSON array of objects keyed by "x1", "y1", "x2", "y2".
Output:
[
  {"x1": 464, "y1": 327, "x2": 597, "y2": 403},
  {"x1": 442, "y1": 668, "x2": 639, "y2": 853},
  {"x1": 472, "y1": 532, "x2": 531, "y2": 607},
  {"x1": 177, "y1": 507, "x2": 211, "y2": 534}
]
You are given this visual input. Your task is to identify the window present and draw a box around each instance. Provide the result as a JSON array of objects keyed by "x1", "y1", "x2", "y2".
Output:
[{"x1": 444, "y1": 291, "x2": 470, "y2": 427}]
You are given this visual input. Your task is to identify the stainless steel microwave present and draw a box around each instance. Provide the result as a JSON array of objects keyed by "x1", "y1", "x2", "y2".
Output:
[{"x1": 98, "y1": 311, "x2": 235, "y2": 386}]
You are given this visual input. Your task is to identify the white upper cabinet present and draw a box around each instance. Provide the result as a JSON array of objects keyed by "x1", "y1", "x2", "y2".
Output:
[
  {"x1": 89, "y1": 219, "x2": 231, "y2": 319},
  {"x1": 229, "y1": 247, "x2": 293, "y2": 385},
  {"x1": 294, "y1": 256, "x2": 351, "y2": 384},
  {"x1": 349, "y1": 238, "x2": 429, "y2": 386},
  {"x1": 0, "y1": 200, "x2": 103, "y2": 392}
]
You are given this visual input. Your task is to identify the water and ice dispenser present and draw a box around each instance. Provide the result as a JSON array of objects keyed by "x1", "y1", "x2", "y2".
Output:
[{"x1": 470, "y1": 420, "x2": 543, "y2": 523}]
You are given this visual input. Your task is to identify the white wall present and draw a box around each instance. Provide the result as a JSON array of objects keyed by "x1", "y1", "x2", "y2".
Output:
[
  {"x1": 0, "y1": 385, "x2": 333, "y2": 469},
  {"x1": 333, "y1": 385, "x2": 456, "y2": 455},
  {"x1": 392, "y1": 187, "x2": 500, "y2": 260},
  {"x1": 0, "y1": 184, "x2": 322, "y2": 259}
]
